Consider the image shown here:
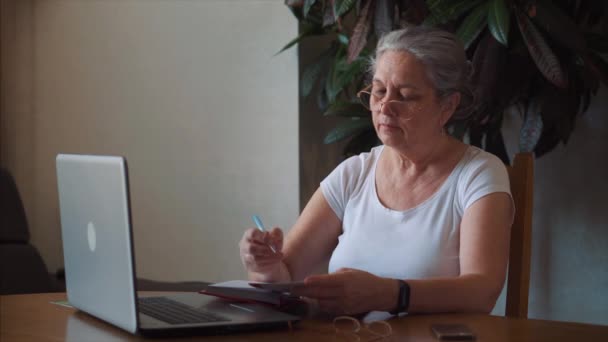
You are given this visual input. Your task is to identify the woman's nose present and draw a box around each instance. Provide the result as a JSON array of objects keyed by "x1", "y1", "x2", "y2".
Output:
[{"x1": 378, "y1": 101, "x2": 395, "y2": 116}]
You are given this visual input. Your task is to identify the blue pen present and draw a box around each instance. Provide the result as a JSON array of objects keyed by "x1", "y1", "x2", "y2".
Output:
[{"x1": 252, "y1": 215, "x2": 277, "y2": 253}]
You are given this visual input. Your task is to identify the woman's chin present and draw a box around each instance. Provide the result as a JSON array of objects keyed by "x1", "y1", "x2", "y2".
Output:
[
  {"x1": 378, "y1": 135, "x2": 405, "y2": 148},
  {"x1": 377, "y1": 128, "x2": 405, "y2": 144}
]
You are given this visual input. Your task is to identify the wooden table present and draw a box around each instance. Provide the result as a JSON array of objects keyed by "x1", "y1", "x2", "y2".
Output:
[{"x1": 2, "y1": 293, "x2": 607, "y2": 341}]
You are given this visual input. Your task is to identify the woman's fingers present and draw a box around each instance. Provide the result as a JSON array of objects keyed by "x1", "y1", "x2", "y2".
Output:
[
  {"x1": 291, "y1": 270, "x2": 381, "y2": 315},
  {"x1": 242, "y1": 229, "x2": 275, "y2": 253},
  {"x1": 246, "y1": 242, "x2": 275, "y2": 255},
  {"x1": 244, "y1": 227, "x2": 267, "y2": 243},
  {"x1": 240, "y1": 227, "x2": 285, "y2": 273},
  {"x1": 244, "y1": 227, "x2": 283, "y2": 252},
  {"x1": 268, "y1": 227, "x2": 284, "y2": 251},
  {"x1": 243, "y1": 251, "x2": 282, "y2": 264},
  {"x1": 291, "y1": 275, "x2": 343, "y2": 299}
]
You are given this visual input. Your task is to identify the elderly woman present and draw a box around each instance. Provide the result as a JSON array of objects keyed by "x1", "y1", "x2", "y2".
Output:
[{"x1": 239, "y1": 26, "x2": 513, "y2": 316}]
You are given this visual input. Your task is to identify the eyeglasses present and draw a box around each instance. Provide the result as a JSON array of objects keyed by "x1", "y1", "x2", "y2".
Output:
[
  {"x1": 332, "y1": 316, "x2": 393, "y2": 341},
  {"x1": 356, "y1": 85, "x2": 412, "y2": 119}
]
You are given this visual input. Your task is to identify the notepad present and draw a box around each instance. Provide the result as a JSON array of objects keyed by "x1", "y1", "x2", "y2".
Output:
[
  {"x1": 200, "y1": 280, "x2": 301, "y2": 306},
  {"x1": 249, "y1": 281, "x2": 305, "y2": 292}
]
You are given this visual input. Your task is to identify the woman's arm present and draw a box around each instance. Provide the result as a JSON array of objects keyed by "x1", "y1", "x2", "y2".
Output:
[
  {"x1": 406, "y1": 192, "x2": 514, "y2": 313},
  {"x1": 281, "y1": 188, "x2": 343, "y2": 281},
  {"x1": 246, "y1": 188, "x2": 342, "y2": 282},
  {"x1": 293, "y1": 191, "x2": 513, "y2": 315}
]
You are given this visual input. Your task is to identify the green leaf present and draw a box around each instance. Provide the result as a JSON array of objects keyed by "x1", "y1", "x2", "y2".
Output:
[
  {"x1": 300, "y1": 45, "x2": 337, "y2": 98},
  {"x1": 325, "y1": 67, "x2": 338, "y2": 103},
  {"x1": 515, "y1": 10, "x2": 568, "y2": 88},
  {"x1": 323, "y1": 118, "x2": 372, "y2": 144},
  {"x1": 456, "y1": 3, "x2": 488, "y2": 49},
  {"x1": 336, "y1": 0, "x2": 357, "y2": 17},
  {"x1": 276, "y1": 24, "x2": 324, "y2": 55},
  {"x1": 337, "y1": 33, "x2": 349, "y2": 45},
  {"x1": 333, "y1": 56, "x2": 368, "y2": 94},
  {"x1": 301, "y1": 62, "x2": 323, "y2": 98},
  {"x1": 487, "y1": 0, "x2": 510, "y2": 46},
  {"x1": 317, "y1": 82, "x2": 330, "y2": 110},
  {"x1": 323, "y1": 101, "x2": 369, "y2": 117},
  {"x1": 303, "y1": 0, "x2": 317, "y2": 18},
  {"x1": 324, "y1": 46, "x2": 346, "y2": 103},
  {"x1": 425, "y1": 0, "x2": 441, "y2": 9},
  {"x1": 424, "y1": 0, "x2": 481, "y2": 26}
]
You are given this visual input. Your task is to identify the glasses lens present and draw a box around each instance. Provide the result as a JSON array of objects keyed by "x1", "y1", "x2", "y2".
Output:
[
  {"x1": 333, "y1": 316, "x2": 361, "y2": 333},
  {"x1": 357, "y1": 91, "x2": 371, "y2": 110},
  {"x1": 366, "y1": 321, "x2": 392, "y2": 337}
]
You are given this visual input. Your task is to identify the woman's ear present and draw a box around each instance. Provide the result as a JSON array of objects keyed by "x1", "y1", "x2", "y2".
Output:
[{"x1": 440, "y1": 92, "x2": 461, "y2": 126}]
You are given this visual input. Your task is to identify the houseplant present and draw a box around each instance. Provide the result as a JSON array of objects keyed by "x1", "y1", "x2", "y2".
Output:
[{"x1": 282, "y1": 0, "x2": 608, "y2": 163}]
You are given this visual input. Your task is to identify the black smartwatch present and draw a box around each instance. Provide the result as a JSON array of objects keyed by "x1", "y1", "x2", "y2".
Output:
[{"x1": 390, "y1": 280, "x2": 410, "y2": 315}]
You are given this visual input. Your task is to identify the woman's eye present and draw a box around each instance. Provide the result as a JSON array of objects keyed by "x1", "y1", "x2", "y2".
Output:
[{"x1": 372, "y1": 89, "x2": 386, "y2": 97}]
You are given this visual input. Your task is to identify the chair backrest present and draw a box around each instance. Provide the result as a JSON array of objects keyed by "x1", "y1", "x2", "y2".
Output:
[
  {"x1": 0, "y1": 167, "x2": 30, "y2": 243},
  {"x1": 0, "y1": 167, "x2": 52, "y2": 294},
  {"x1": 505, "y1": 153, "x2": 534, "y2": 318}
]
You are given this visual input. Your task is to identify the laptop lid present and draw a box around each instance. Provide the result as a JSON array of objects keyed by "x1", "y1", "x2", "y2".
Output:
[{"x1": 56, "y1": 154, "x2": 139, "y2": 333}]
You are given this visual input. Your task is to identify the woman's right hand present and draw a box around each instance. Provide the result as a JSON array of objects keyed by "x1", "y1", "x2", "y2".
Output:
[{"x1": 239, "y1": 227, "x2": 284, "y2": 280}]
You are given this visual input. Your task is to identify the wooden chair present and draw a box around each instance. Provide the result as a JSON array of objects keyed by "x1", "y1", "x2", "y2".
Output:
[{"x1": 504, "y1": 153, "x2": 534, "y2": 318}]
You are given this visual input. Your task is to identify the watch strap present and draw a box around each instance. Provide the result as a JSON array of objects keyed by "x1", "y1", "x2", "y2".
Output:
[{"x1": 390, "y1": 280, "x2": 410, "y2": 315}]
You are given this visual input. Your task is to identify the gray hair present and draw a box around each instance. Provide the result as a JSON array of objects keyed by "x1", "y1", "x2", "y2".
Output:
[{"x1": 369, "y1": 26, "x2": 476, "y2": 121}]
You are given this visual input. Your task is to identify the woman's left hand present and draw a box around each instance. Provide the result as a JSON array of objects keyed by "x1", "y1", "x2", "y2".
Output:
[{"x1": 291, "y1": 268, "x2": 398, "y2": 315}]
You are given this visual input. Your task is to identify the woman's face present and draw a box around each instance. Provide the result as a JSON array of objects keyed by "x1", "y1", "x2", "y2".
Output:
[{"x1": 371, "y1": 50, "x2": 456, "y2": 151}]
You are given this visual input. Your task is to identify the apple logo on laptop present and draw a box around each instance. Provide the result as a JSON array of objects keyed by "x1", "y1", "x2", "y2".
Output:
[{"x1": 87, "y1": 222, "x2": 97, "y2": 252}]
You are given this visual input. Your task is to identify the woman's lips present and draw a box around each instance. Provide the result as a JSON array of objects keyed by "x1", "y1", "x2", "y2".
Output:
[{"x1": 379, "y1": 123, "x2": 399, "y2": 130}]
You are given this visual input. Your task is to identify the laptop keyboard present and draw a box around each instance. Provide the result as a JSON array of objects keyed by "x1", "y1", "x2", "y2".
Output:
[{"x1": 138, "y1": 297, "x2": 230, "y2": 325}]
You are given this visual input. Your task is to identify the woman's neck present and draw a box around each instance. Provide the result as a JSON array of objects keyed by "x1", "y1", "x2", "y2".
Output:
[{"x1": 384, "y1": 135, "x2": 460, "y2": 175}]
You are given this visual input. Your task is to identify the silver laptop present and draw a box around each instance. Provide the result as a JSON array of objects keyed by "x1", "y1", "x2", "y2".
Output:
[{"x1": 56, "y1": 154, "x2": 300, "y2": 336}]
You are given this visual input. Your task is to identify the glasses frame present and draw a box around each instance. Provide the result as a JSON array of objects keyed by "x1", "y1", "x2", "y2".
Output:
[
  {"x1": 356, "y1": 85, "x2": 414, "y2": 120},
  {"x1": 332, "y1": 315, "x2": 393, "y2": 342}
]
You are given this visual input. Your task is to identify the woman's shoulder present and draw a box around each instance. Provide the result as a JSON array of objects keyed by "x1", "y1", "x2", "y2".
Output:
[
  {"x1": 456, "y1": 144, "x2": 510, "y2": 194},
  {"x1": 324, "y1": 145, "x2": 383, "y2": 194},
  {"x1": 320, "y1": 145, "x2": 383, "y2": 213},
  {"x1": 455, "y1": 145, "x2": 511, "y2": 212},
  {"x1": 461, "y1": 145, "x2": 507, "y2": 172},
  {"x1": 339, "y1": 145, "x2": 384, "y2": 172}
]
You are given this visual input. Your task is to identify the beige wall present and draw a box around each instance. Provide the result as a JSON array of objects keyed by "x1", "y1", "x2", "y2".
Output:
[{"x1": 1, "y1": 0, "x2": 299, "y2": 282}]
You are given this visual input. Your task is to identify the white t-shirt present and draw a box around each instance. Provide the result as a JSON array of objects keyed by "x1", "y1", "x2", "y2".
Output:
[{"x1": 320, "y1": 145, "x2": 511, "y2": 280}]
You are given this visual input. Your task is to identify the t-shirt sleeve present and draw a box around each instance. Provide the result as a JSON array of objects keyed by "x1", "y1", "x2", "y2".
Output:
[
  {"x1": 458, "y1": 151, "x2": 512, "y2": 213},
  {"x1": 320, "y1": 154, "x2": 365, "y2": 221}
]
